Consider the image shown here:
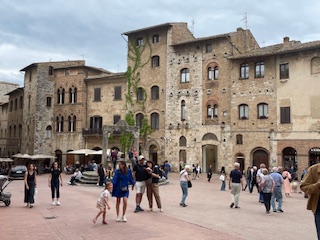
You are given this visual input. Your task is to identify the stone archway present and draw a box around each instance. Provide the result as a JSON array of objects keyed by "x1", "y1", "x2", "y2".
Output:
[
  {"x1": 202, "y1": 133, "x2": 219, "y2": 173},
  {"x1": 102, "y1": 120, "x2": 139, "y2": 166},
  {"x1": 149, "y1": 144, "x2": 158, "y2": 164},
  {"x1": 235, "y1": 153, "x2": 245, "y2": 173},
  {"x1": 252, "y1": 148, "x2": 269, "y2": 169},
  {"x1": 309, "y1": 147, "x2": 320, "y2": 166},
  {"x1": 282, "y1": 147, "x2": 297, "y2": 172}
]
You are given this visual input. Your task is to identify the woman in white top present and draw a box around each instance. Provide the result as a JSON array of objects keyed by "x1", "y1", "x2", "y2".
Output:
[{"x1": 180, "y1": 165, "x2": 190, "y2": 207}]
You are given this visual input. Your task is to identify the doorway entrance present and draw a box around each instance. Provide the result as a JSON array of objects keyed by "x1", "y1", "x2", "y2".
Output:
[
  {"x1": 282, "y1": 147, "x2": 297, "y2": 172},
  {"x1": 202, "y1": 145, "x2": 218, "y2": 173},
  {"x1": 149, "y1": 145, "x2": 158, "y2": 164},
  {"x1": 235, "y1": 153, "x2": 245, "y2": 173},
  {"x1": 309, "y1": 147, "x2": 320, "y2": 166},
  {"x1": 252, "y1": 148, "x2": 269, "y2": 169}
]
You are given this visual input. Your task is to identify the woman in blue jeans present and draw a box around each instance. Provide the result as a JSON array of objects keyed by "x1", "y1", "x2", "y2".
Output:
[{"x1": 180, "y1": 165, "x2": 190, "y2": 207}]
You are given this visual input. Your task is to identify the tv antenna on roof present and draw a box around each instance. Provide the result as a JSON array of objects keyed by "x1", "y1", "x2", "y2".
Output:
[{"x1": 241, "y1": 12, "x2": 248, "y2": 30}]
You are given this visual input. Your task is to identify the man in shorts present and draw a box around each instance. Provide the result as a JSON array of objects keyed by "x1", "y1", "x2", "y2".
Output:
[{"x1": 133, "y1": 155, "x2": 148, "y2": 213}]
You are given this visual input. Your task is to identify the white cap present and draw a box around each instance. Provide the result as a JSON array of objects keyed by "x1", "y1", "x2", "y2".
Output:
[{"x1": 138, "y1": 155, "x2": 144, "y2": 160}]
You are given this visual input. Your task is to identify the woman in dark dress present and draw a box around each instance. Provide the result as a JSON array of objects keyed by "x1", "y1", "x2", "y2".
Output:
[
  {"x1": 48, "y1": 162, "x2": 63, "y2": 206},
  {"x1": 112, "y1": 161, "x2": 134, "y2": 222},
  {"x1": 24, "y1": 163, "x2": 37, "y2": 208}
]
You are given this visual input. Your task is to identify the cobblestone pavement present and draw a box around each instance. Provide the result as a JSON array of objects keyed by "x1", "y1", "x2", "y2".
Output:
[{"x1": 0, "y1": 172, "x2": 316, "y2": 240}]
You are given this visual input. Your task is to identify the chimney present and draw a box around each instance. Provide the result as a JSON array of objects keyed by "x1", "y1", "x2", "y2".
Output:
[{"x1": 283, "y1": 36, "x2": 290, "y2": 47}]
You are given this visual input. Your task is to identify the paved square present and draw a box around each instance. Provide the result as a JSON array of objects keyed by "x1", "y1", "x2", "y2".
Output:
[{"x1": 0, "y1": 173, "x2": 316, "y2": 240}]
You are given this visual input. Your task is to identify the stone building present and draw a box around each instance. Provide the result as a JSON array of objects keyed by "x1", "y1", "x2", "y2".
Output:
[
  {"x1": 19, "y1": 61, "x2": 109, "y2": 166},
  {"x1": 0, "y1": 81, "x2": 20, "y2": 104},
  {"x1": 229, "y1": 37, "x2": 320, "y2": 177},
  {"x1": 6, "y1": 87, "x2": 24, "y2": 156}
]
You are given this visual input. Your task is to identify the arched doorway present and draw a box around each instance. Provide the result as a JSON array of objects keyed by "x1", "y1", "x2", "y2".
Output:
[
  {"x1": 282, "y1": 147, "x2": 297, "y2": 172},
  {"x1": 235, "y1": 153, "x2": 245, "y2": 173},
  {"x1": 309, "y1": 147, "x2": 320, "y2": 166},
  {"x1": 149, "y1": 145, "x2": 158, "y2": 164},
  {"x1": 202, "y1": 133, "x2": 218, "y2": 173},
  {"x1": 55, "y1": 150, "x2": 62, "y2": 167},
  {"x1": 252, "y1": 148, "x2": 269, "y2": 169},
  {"x1": 66, "y1": 149, "x2": 74, "y2": 166}
]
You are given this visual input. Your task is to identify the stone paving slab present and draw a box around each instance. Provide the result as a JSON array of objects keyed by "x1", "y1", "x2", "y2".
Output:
[{"x1": 0, "y1": 173, "x2": 316, "y2": 240}]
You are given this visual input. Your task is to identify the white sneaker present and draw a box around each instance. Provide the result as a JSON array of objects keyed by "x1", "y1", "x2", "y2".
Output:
[
  {"x1": 52, "y1": 201, "x2": 56, "y2": 206},
  {"x1": 159, "y1": 208, "x2": 163, "y2": 212},
  {"x1": 116, "y1": 216, "x2": 121, "y2": 222},
  {"x1": 121, "y1": 215, "x2": 127, "y2": 222},
  {"x1": 56, "y1": 201, "x2": 60, "y2": 206}
]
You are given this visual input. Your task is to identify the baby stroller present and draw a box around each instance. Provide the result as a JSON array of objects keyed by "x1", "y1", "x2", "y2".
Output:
[{"x1": 0, "y1": 175, "x2": 13, "y2": 206}]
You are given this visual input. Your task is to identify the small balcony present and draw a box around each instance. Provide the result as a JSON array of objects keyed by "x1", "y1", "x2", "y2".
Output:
[{"x1": 82, "y1": 128, "x2": 103, "y2": 136}]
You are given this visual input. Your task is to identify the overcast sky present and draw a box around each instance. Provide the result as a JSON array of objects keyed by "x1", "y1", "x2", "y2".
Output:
[{"x1": 1, "y1": 0, "x2": 320, "y2": 86}]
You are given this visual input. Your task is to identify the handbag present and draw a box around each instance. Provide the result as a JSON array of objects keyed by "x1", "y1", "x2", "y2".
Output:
[
  {"x1": 187, "y1": 180, "x2": 192, "y2": 188},
  {"x1": 120, "y1": 185, "x2": 128, "y2": 192},
  {"x1": 219, "y1": 174, "x2": 225, "y2": 181}
]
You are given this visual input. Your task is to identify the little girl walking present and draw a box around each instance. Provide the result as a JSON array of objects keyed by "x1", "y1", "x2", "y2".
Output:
[{"x1": 93, "y1": 182, "x2": 112, "y2": 225}]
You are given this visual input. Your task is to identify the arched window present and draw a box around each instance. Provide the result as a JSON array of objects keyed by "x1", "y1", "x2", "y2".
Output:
[
  {"x1": 46, "y1": 125, "x2": 52, "y2": 138},
  {"x1": 180, "y1": 68, "x2": 190, "y2": 83},
  {"x1": 136, "y1": 87, "x2": 145, "y2": 101},
  {"x1": 236, "y1": 134, "x2": 243, "y2": 145},
  {"x1": 13, "y1": 125, "x2": 16, "y2": 138},
  {"x1": 69, "y1": 87, "x2": 77, "y2": 104},
  {"x1": 9, "y1": 100, "x2": 13, "y2": 112},
  {"x1": 255, "y1": 62, "x2": 265, "y2": 78},
  {"x1": 68, "y1": 115, "x2": 76, "y2": 132},
  {"x1": 151, "y1": 56, "x2": 160, "y2": 67},
  {"x1": 136, "y1": 113, "x2": 144, "y2": 128},
  {"x1": 57, "y1": 88, "x2": 65, "y2": 104},
  {"x1": 179, "y1": 136, "x2": 187, "y2": 147},
  {"x1": 150, "y1": 113, "x2": 159, "y2": 129},
  {"x1": 208, "y1": 66, "x2": 219, "y2": 80},
  {"x1": 8, "y1": 126, "x2": 11, "y2": 138},
  {"x1": 151, "y1": 86, "x2": 159, "y2": 100},
  {"x1": 257, "y1": 103, "x2": 268, "y2": 119},
  {"x1": 18, "y1": 124, "x2": 22, "y2": 137},
  {"x1": 14, "y1": 99, "x2": 18, "y2": 111},
  {"x1": 181, "y1": 100, "x2": 186, "y2": 121},
  {"x1": 19, "y1": 96, "x2": 23, "y2": 109},
  {"x1": 207, "y1": 104, "x2": 218, "y2": 118},
  {"x1": 240, "y1": 63, "x2": 249, "y2": 79},
  {"x1": 56, "y1": 115, "x2": 64, "y2": 132},
  {"x1": 239, "y1": 104, "x2": 249, "y2": 119}
]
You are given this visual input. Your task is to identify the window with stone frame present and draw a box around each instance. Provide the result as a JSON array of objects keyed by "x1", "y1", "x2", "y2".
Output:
[
  {"x1": 13, "y1": 125, "x2": 16, "y2": 138},
  {"x1": 8, "y1": 126, "x2": 11, "y2": 138},
  {"x1": 56, "y1": 115, "x2": 64, "y2": 132},
  {"x1": 205, "y1": 44, "x2": 212, "y2": 53},
  {"x1": 94, "y1": 88, "x2": 101, "y2": 101},
  {"x1": 280, "y1": 106, "x2": 291, "y2": 124},
  {"x1": 208, "y1": 66, "x2": 219, "y2": 80},
  {"x1": 151, "y1": 86, "x2": 159, "y2": 100},
  {"x1": 90, "y1": 116, "x2": 103, "y2": 133},
  {"x1": 180, "y1": 68, "x2": 190, "y2": 83},
  {"x1": 46, "y1": 125, "x2": 52, "y2": 139},
  {"x1": 151, "y1": 55, "x2": 160, "y2": 67},
  {"x1": 236, "y1": 134, "x2": 243, "y2": 145},
  {"x1": 65, "y1": 69, "x2": 70, "y2": 76},
  {"x1": 14, "y1": 99, "x2": 17, "y2": 111},
  {"x1": 240, "y1": 63, "x2": 249, "y2": 79},
  {"x1": 57, "y1": 88, "x2": 65, "y2": 104},
  {"x1": 18, "y1": 125, "x2": 22, "y2": 138},
  {"x1": 114, "y1": 86, "x2": 122, "y2": 100},
  {"x1": 68, "y1": 115, "x2": 76, "y2": 132},
  {"x1": 135, "y1": 113, "x2": 144, "y2": 128},
  {"x1": 257, "y1": 103, "x2": 268, "y2": 119},
  {"x1": 113, "y1": 115, "x2": 121, "y2": 124},
  {"x1": 179, "y1": 136, "x2": 187, "y2": 147},
  {"x1": 19, "y1": 96, "x2": 23, "y2": 109},
  {"x1": 136, "y1": 37, "x2": 144, "y2": 47},
  {"x1": 239, "y1": 104, "x2": 249, "y2": 120},
  {"x1": 152, "y1": 34, "x2": 159, "y2": 43},
  {"x1": 150, "y1": 112, "x2": 159, "y2": 129},
  {"x1": 9, "y1": 100, "x2": 13, "y2": 112},
  {"x1": 181, "y1": 100, "x2": 186, "y2": 121},
  {"x1": 136, "y1": 87, "x2": 145, "y2": 101},
  {"x1": 280, "y1": 63, "x2": 289, "y2": 79},
  {"x1": 69, "y1": 87, "x2": 77, "y2": 104},
  {"x1": 48, "y1": 66, "x2": 54, "y2": 75},
  {"x1": 255, "y1": 61, "x2": 265, "y2": 78},
  {"x1": 206, "y1": 102, "x2": 218, "y2": 118},
  {"x1": 46, "y1": 97, "x2": 52, "y2": 107}
]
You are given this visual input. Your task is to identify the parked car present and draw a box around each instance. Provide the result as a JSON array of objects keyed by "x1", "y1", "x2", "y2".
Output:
[{"x1": 9, "y1": 165, "x2": 27, "y2": 179}]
